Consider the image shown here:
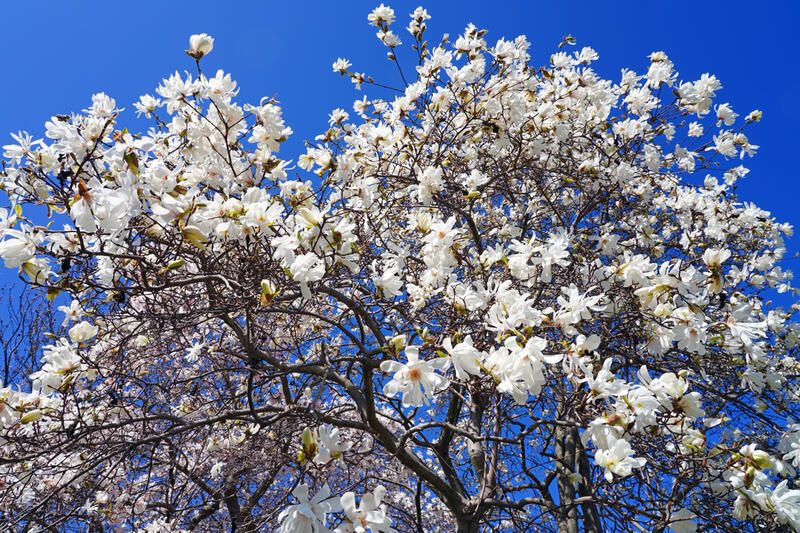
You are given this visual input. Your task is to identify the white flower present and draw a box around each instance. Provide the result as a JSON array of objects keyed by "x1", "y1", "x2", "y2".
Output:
[
  {"x1": 31, "y1": 339, "x2": 82, "y2": 394},
  {"x1": 594, "y1": 436, "x2": 646, "y2": 482},
  {"x1": 715, "y1": 103, "x2": 738, "y2": 126},
  {"x1": 739, "y1": 444, "x2": 773, "y2": 469},
  {"x1": 377, "y1": 30, "x2": 401, "y2": 48},
  {"x1": 380, "y1": 346, "x2": 449, "y2": 407},
  {"x1": 2, "y1": 131, "x2": 42, "y2": 164},
  {"x1": 58, "y1": 300, "x2": 84, "y2": 327},
  {"x1": 702, "y1": 248, "x2": 730, "y2": 269},
  {"x1": 210, "y1": 461, "x2": 225, "y2": 481},
  {"x1": 278, "y1": 483, "x2": 341, "y2": 533},
  {"x1": 188, "y1": 33, "x2": 214, "y2": 59},
  {"x1": 441, "y1": 335, "x2": 483, "y2": 380},
  {"x1": 580, "y1": 358, "x2": 628, "y2": 401},
  {"x1": 0, "y1": 229, "x2": 35, "y2": 268},
  {"x1": 336, "y1": 485, "x2": 395, "y2": 533},
  {"x1": 687, "y1": 122, "x2": 704, "y2": 137},
  {"x1": 68, "y1": 321, "x2": 98, "y2": 343},
  {"x1": 372, "y1": 265, "x2": 403, "y2": 297},
  {"x1": 134, "y1": 95, "x2": 161, "y2": 118},
  {"x1": 745, "y1": 109, "x2": 763, "y2": 123},
  {"x1": 555, "y1": 284, "x2": 604, "y2": 330},
  {"x1": 314, "y1": 424, "x2": 353, "y2": 464},
  {"x1": 332, "y1": 58, "x2": 352, "y2": 75},
  {"x1": 534, "y1": 230, "x2": 571, "y2": 283},
  {"x1": 703, "y1": 248, "x2": 730, "y2": 294},
  {"x1": 495, "y1": 336, "x2": 562, "y2": 400},
  {"x1": 768, "y1": 480, "x2": 800, "y2": 530},
  {"x1": 290, "y1": 253, "x2": 326, "y2": 298},
  {"x1": 70, "y1": 192, "x2": 97, "y2": 233},
  {"x1": 290, "y1": 253, "x2": 325, "y2": 284},
  {"x1": 415, "y1": 166, "x2": 443, "y2": 205},
  {"x1": 368, "y1": 4, "x2": 395, "y2": 26}
]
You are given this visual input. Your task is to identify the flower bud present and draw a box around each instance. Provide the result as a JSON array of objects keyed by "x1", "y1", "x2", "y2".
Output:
[
  {"x1": 188, "y1": 33, "x2": 214, "y2": 59},
  {"x1": 182, "y1": 226, "x2": 208, "y2": 250},
  {"x1": 20, "y1": 409, "x2": 43, "y2": 424},
  {"x1": 260, "y1": 279, "x2": 279, "y2": 306},
  {"x1": 299, "y1": 427, "x2": 317, "y2": 463},
  {"x1": 744, "y1": 465, "x2": 755, "y2": 488}
]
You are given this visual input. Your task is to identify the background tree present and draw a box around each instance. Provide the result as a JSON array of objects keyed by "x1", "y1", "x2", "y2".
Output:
[{"x1": 1, "y1": 5, "x2": 799, "y2": 532}]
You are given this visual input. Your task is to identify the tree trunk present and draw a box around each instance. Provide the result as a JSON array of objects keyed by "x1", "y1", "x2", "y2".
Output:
[
  {"x1": 456, "y1": 517, "x2": 481, "y2": 533},
  {"x1": 555, "y1": 424, "x2": 578, "y2": 533},
  {"x1": 555, "y1": 398, "x2": 579, "y2": 533},
  {"x1": 577, "y1": 437, "x2": 602, "y2": 532}
]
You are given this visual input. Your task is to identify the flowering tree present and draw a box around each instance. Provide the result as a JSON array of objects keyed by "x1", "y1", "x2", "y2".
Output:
[{"x1": 1, "y1": 4, "x2": 800, "y2": 532}]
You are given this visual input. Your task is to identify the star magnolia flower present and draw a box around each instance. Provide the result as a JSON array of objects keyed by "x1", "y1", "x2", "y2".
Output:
[
  {"x1": 367, "y1": 4, "x2": 395, "y2": 26},
  {"x1": 31, "y1": 339, "x2": 82, "y2": 394},
  {"x1": 209, "y1": 461, "x2": 225, "y2": 481},
  {"x1": 767, "y1": 480, "x2": 800, "y2": 530},
  {"x1": 0, "y1": 229, "x2": 35, "y2": 268},
  {"x1": 441, "y1": 335, "x2": 483, "y2": 380},
  {"x1": 337, "y1": 485, "x2": 395, "y2": 533},
  {"x1": 372, "y1": 264, "x2": 403, "y2": 297},
  {"x1": 2, "y1": 131, "x2": 42, "y2": 164},
  {"x1": 332, "y1": 58, "x2": 351, "y2": 75},
  {"x1": 380, "y1": 346, "x2": 449, "y2": 407},
  {"x1": 314, "y1": 424, "x2": 353, "y2": 464},
  {"x1": 534, "y1": 230, "x2": 571, "y2": 283},
  {"x1": 502, "y1": 335, "x2": 562, "y2": 397},
  {"x1": 745, "y1": 109, "x2": 763, "y2": 123},
  {"x1": 278, "y1": 483, "x2": 341, "y2": 533},
  {"x1": 555, "y1": 284, "x2": 604, "y2": 330},
  {"x1": 188, "y1": 33, "x2": 214, "y2": 59},
  {"x1": 290, "y1": 253, "x2": 325, "y2": 283},
  {"x1": 703, "y1": 247, "x2": 730, "y2": 293},
  {"x1": 715, "y1": 103, "x2": 738, "y2": 126},
  {"x1": 68, "y1": 321, "x2": 99, "y2": 343},
  {"x1": 594, "y1": 436, "x2": 647, "y2": 482},
  {"x1": 290, "y1": 252, "x2": 326, "y2": 298},
  {"x1": 580, "y1": 358, "x2": 628, "y2": 401},
  {"x1": 702, "y1": 248, "x2": 731, "y2": 270},
  {"x1": 69, "y1": 182, "x2": 97, "y2": 233},
  {"x1": 58, "y1": 300, "x2": 84, "y2": 327}
]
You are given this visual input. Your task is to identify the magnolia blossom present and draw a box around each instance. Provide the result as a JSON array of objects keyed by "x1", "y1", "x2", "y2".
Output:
[
  {"x1": 188, "y1": 33, "x2": 214, "y2": 58},
  {"x1": 380, "y1": 346, "x2": 449, "y2": 407},
  {"x1": 68, "y1": 321, "x2": 98, "y2": 343},
  {"x1": 278, "y1": 484, "x2": 341, "y2": 533},
  {"x1": 594, "y1": 436, "x2": 647, "y2": 482},
  {"x1": 703, "y1": 247, "x2": 731, "y2": 293},
  {"x1": 337, "y1": 486, "x2": 394, "y2": 533},
  {"x1": 769, "y1": 481, "x2": 800, "y2": 530},
  {"x1": 368, "y1": 4, "x2": 395, "y2": 26},
  {"x1": 291, "y1": 253, "x2": 325, "y2": 283},
  {"x1": 441, "y1": 335, "x2": 483, "y2": 380},
  {"x1": 58, "y1": 300, "x2": 84, "y2": 327},
  {"x1": 0, "y1": 229, "x2": 35, "y2": 268},
  {"x1": 372, "y1": 265, "x2": 403, "y2": 297},
  {"x1": 314, "y1": 424, "x2": 353, "y2": 464},
  {"x1": 332, "y1": 58, "x2": 351, "y2": 74}
]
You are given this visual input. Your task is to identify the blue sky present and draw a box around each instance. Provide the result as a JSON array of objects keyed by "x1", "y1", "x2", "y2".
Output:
[{"x1": 0, "y1": 0, "x2": 799, "y2": 287}]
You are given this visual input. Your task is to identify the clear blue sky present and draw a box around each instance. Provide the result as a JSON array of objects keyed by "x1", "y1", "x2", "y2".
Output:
[{"x1": 1, "y1": 0, "x2": 799, "y2": 287}]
